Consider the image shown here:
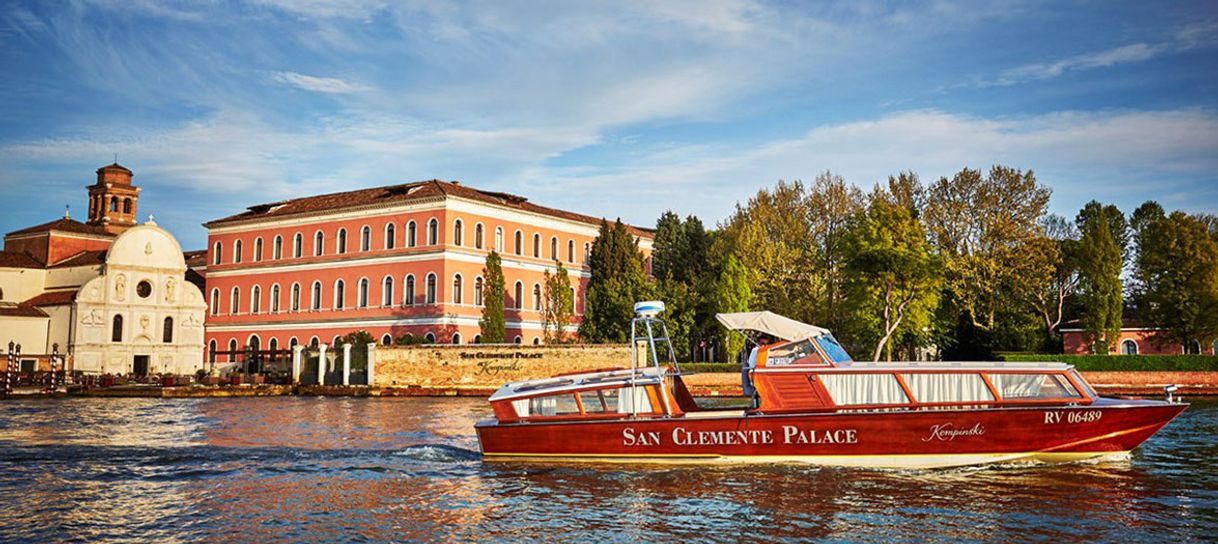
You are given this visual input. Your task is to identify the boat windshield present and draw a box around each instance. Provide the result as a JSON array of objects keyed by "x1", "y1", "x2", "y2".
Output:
[{"x1": 814, "y1": 334, "x2": 852, "y2": 363}]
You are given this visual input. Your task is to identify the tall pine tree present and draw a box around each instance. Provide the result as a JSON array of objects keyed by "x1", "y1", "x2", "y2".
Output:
[
  {"x1": 479, "y1": 251, "x2": 506, "y2": 343},
  {"x1": 1075, "y1": 202, "x2": 1125, "y2": 353}
]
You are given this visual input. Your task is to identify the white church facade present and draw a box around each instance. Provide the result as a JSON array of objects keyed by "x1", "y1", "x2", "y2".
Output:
[{"x1": 0, "y1": 163, "x2": 206, "y2": 376}]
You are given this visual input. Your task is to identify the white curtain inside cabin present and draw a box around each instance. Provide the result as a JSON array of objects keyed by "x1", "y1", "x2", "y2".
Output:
[
  {"x1": 617, "y1": 386, "x2": 653, "y2": 414},
  {"x1": 988, "y1": 374, "x2": 1044, "y2": 399},
  {"x1": 511, "y1": 386, "x2": 653, "y2": 417},
  {"x1": 901, "y1": 373, "x2": 994, "y2": 403},
  {"x1": 819, "y1": 374, "x2": 909, "y2": 405}
]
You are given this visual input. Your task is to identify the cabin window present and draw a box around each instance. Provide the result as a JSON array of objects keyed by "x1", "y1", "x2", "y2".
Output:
[
  {"x1": 819, "y1": 374, "x2": 909, "y2": 406},
  {"x1": 901, "y1": 373, "x2": 994, "y2": 403},
  {"x1": 512, "y1": 394, "x2": 582, "y2": 417},
  {"x1": 767, "y1": 339, "x2": 824, "y2": 366},
  {"x1": 988, "y1": 374, "x2": 1081, "y2": 400},
  {"x1": 579, "y1": 389, "x2": 621, "y2": 413}
]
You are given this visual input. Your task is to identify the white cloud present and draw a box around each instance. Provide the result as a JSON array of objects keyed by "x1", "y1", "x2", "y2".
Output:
[
  {"x1": 271, "y1": 71, "x2": 371, "y2": 94},
  {"x1": 984, "y1": 43, "x2": 1163, "y2": 87}
]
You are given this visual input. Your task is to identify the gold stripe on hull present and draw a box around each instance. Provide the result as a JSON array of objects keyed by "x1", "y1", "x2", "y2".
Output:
[{"x1": 480, "y1": 450, "x2": 1133, "y2": 469}]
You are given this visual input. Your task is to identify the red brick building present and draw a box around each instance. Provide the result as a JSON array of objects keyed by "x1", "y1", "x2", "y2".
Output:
[
  {"x1": 1061, "y1": 320, "x2": 1217, "y2": 355},
  {"x1": 202, "y1": 180, "x2": 653, "y2": 361}
]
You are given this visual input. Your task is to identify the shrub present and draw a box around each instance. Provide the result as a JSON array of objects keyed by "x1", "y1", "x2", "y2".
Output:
[{"x1": 997, "y1": 353, "x2": 1218, "y2": 371}]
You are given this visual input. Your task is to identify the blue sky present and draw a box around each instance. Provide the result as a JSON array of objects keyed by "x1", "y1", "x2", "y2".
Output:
[{"x1": 1, "y1": 0, "x2": 1216, "y2": 249}]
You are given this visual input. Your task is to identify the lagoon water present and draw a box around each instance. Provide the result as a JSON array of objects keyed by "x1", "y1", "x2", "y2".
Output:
[{"x1": 0, "y1": 396, "x2": 1214, "y2": 543}]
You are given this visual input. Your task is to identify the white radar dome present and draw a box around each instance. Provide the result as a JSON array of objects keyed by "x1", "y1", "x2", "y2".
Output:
[{"x1": 634, "y1": 301, "x2": 665, "y2": 318}]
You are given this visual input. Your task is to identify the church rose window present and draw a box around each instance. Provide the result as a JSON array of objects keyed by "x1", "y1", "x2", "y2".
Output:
[{"x1": 136, "y1": 281, "x2": 152, "y2": 298}]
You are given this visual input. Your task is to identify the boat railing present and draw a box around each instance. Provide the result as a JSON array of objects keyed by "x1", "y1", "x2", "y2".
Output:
[{"x1": 629, "y1": 301, "x2": 682, "y2": 417}]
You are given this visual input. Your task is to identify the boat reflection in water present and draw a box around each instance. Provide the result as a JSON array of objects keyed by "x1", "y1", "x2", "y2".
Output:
[{"x1": 476, "y1": 302, "x2": 1186, "y2": 469}]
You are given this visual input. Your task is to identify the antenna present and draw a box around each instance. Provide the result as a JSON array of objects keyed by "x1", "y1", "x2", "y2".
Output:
[{"x1": 114, "y1": 152, "x2": 118, "y2": 164}]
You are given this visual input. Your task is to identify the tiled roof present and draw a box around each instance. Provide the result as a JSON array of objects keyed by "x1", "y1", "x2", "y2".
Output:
[
  {"x1": 205, "y1": 180, "x2": 654, "y2": 238},
  {"x1": 183, "y1": 249, "x2": 208, "y2": 268},
  {"x1": 0, "y1": 304, "x2": 49, "y2": 318},
  {"x1": 23, "y1": 290, "x2": 77, "y2": 307},
  {"x1": 0, "y1": 250, "x2": 44, "y2": 269},
  {"x1": 49, "y1": 250, "x2": 107, "y2": 268},
  {"x1": 6, "y1": 218, "x2": 112, "y2": 238}
]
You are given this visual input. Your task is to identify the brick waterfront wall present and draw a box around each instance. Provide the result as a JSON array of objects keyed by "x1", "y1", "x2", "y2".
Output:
[{"x1": 373, "y1": 343, "x2": 633, "y2": 389}]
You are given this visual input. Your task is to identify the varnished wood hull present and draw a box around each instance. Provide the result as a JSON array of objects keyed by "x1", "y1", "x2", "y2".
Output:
[{"x1": 476, "y1": 399, "x2": 1186, "y2": 469}]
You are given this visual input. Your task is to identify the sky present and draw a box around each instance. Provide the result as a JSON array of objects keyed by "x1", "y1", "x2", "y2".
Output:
[{"x1": 1, "y1": 0, "x2": 1216, "y2": 250}]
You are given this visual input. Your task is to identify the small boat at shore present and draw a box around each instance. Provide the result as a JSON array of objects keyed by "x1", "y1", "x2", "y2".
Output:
[{"x1": 475, "y1": 302, "x2": 1186, "y2": 469}]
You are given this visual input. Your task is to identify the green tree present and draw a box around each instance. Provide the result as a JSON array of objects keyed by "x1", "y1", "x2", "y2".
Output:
[
  {"x1": 806, "y1": 171, "x2": 866, "y2": 332},
  {"x1": 479, "y1": 251, "x2": 506, "y2": 343},
  {"x1": 581, "y1": 219, "x2": 649, "y2": 342},
  {"x1": 715, "y1": 253, "x2": 751, "y2": 362},
  {"x1": 393, "y1": 333, "x2": 427, "y2": 346},
  {"x1": 542, "y1": 260, "x2": 574, "y2": 343},
  {"x1": 1075, "y1": 202, "x2": 1126, "y2": 353},
  {"x1": 843, "y1": 188, "x2": 942, "y2": 361},
  {"x1": 1132, "y1": 208, "x2": 1218, "y2": 351},
  {"x1": 1018, "y1": 215, "x2": 1079, "y2": 351},
  {"x1": 341, "y1": 330, "x2": 376, "y2": 346}
]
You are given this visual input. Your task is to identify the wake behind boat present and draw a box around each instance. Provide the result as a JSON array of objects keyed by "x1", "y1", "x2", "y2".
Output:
[{"x1": 475, "y1": 302, "x2": 1186, "y2": 469}]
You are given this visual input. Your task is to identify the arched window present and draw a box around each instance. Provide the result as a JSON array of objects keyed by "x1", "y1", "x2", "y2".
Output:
[
  {"x1": 247, "y1": 335, "x2": 261, "y2": 352},
  {"x1": 381, "y1": 334, "x2": 392, "y2": 346},
  {"x1": 495, "y1": 227, "x2": 504, "y2": 252},
  {"x1": 454, "y1": 220, "x2": 464, "y2": 246},
  {"x1": 385, "y1": 224, "x2": 396, "y2": 249},
  {"x1": 294, "y1": 233, "x2": 303, "y2": 258},
  {"x1": 333, "y1": 335, "x2": 342, "y2": 347},
  {"x1": 230, "y1": 287, "x2": 240, "y2": 314},
  {"x1": 209, "y1": 339, "x2": 217, "y2": 363},
  {"x1": 213, "y1": 241, "x2": 222, "y2": 265},
  {"x1": 123, "y1": 198, "x2": 132, "y2": 214},
  {"x1": 424, "y1": 332, "x2": 436, "y2": 343},
  {"x1": 228, "y1": 339, "x2": 238, "y2": 362},
  {"x1": 311, "y1": 281, "x2": 322, "y2": 310},
  {"x1": 111, "y1": 314, "x2": 123, "y2": 342},
  {"x1": 405, "y1": 275, "x2": 416, "y2": 305},
  {"x1": 291, "y1": 283, "x2": 301, "y2": 312},
  {"x1": 337, "y1": 228, "x2": 347, "y2": 254},
  {"x1": 310, "y1": 336, "x2": 320, "y2": 347},
  {"x1": 571, "y1": 286, "x2": 577, "y2": 313},
  {"x1": 475, "y1": 223, "x2": 484, "y2": 249},
  {"x1": 110, "y1": 197, "x2": 118, "y2": 212},
  {"x1": 513, "y1": 335, "x2": 522, "y2": 345},
  {"x1": 334, "y1": 279, "x2": 345, "y2": 309},
  {"x1": 514, "y1": 281, "x2": 523, "y2": 310},
  {"x1": 361, "y1": 225, "x2": 371, "y2": 251},
  {"x1": 533, "y1": 283, "x2": 542, "y2": 311},
  {"x1": 533, "y1": 233, "x2": 541, "y2": 258},
  {"x1": 1186, "y1": 340, "x2": 1202, "y2": 355},
  {"x1": 273, "y1": 236, "x2": 283, "y2": 260},
  {"x1": 583, "y1": 242, "x2": 591, "y2": 264},
  {"x1": 358, "y1": 278, "x2": 369, "y2": 308},
  {"x1": 269, "y1": 338, "x2": 278, "y2": 352},
  {"x1": 383, "y1": 276, "x2": 394, "y2": 306},
  {"x1": 533, "y1": 337, "x2": 540, "y2": 345},
  {"x1": 209, "y1": 288, "x2": 219, "y2": 316},
  {"x1": 474, "y1": 276, "x2": 484, "y2": 307},
  {"x1": 314, "y1": 231, "x2": 324, "y2": 256},
  {"x1": 270, "y1": 284, "x2": 281, "y2": 313},
  {"x1": 550, "y1": 237, "x2": 558, "y2": 260},
  {"x1": 250, "y1": 285, "x2": 261, "y2": 314},
  {"x1": 234, "y1": 240, "x2": 243, "y2": 263},
  {"x1": 567, "y1": 240, "x2": 575, "y2": 263},
  {"x1": 162, "y1": 317, "x2": 173, "y2": 343},
  {"x1": 407, "y1": 221, "x2": 417, "y2": 247},
  {"x1": 474, "y1": 334, "x2": 482, "y2": 344},
  {"x1": 452, "y1": 333, "x2": 462, "y2": 345},
  {"x1": 254, "y1": 237, "x2": 263, "y2": 261},
  {"x1": 290, "y1": 337, "x2": 298, "y2": 349},
  {"x1": 514, "y1": 230, "x2": 522, "y2": 255},
  {"x1": 427, "y1": 218, "x2": 439, "y2": 245},
  {"x1": 426, "y1": 273, "x2": 437, "y2": 304},
  {"x1": 453, "y1": 274, "x2": 463, "y2": 304},
  {"x1": 1115, "y1": 340, "x2": 1135, "y2": 357}
]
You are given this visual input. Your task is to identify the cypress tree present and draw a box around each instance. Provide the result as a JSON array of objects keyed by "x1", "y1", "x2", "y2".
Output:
[
  {"x1": 479, "y1": 251, "x2": 506, "y2": 343},
  {"x1": 581, "y1": 219, "x2": 648, "y2": 342},
  {"x1": 1076, "y1": 202, "x2": 1125, "y2": 353}
]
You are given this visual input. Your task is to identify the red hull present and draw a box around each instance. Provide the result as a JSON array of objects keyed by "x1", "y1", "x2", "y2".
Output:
[{"x1": 476, "y1": 399, "x2": 1186, "y2": 468}]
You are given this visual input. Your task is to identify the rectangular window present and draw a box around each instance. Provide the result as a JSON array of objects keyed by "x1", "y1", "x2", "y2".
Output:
[
  {"x1": 579, "y1": 389, "x2": 621, "y2": 413},
  {"x1": 901, "y1": 373, "x2": 995, "y2": 403},
  {"x1": 819, "y1": 374, "x2": 909, "y2": 406},
  {"x1": 512, "y1": 394, "x2": 582, "y2": 417},
  {"x1": 988, "y1": 373, "x2": 1081, "y2": 400}
]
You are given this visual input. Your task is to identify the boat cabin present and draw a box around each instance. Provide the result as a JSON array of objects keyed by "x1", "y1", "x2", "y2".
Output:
[{"x1": 485, "y1": 308, "x2": 1099, "y2": 425}]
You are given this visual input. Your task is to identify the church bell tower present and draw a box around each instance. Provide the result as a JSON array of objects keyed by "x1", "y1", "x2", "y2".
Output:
[{"x1": 86, "y1": 163, "x2": 140, "y2": 234}]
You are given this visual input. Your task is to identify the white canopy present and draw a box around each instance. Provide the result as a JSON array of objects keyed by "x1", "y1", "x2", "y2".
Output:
[{"x1": 715, "y1": 311, "x2": 830, "y2": 341}]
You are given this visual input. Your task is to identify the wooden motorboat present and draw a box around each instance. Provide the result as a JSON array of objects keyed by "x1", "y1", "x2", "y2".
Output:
[{"x1": 475, "y1": 303, "x2": 1186, "y2": 469}]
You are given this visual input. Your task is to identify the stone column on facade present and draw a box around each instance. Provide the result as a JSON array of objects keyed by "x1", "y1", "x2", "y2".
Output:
[
  {"x1": 366, "y1": 343, "x2": 376, "y2": 388},
  {"x1": 341, "y1": 343, "x2": 352, "y2": 386},
  {"x1": 317, "y1": 343, "x2": 328, "y2": 385},
  {"x1": 291, "y1": 344, "x2": 304, "y2": 385}
]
